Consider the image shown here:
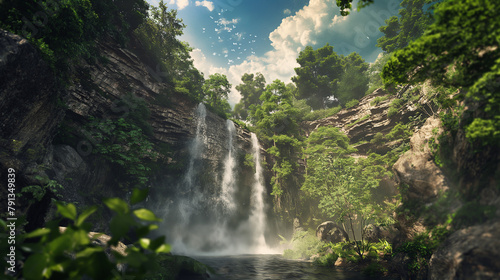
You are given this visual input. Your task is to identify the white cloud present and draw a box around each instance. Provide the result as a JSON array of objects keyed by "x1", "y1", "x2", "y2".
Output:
[
  {"x1": 191, "y1": 0, "x2": 351, "y2": 106},
  {"x1": 195, "y1": 0, "x2": 214, "y2": 11},
  {"x1": 283, "y1": 8, "x2": 292, "y2": 15},
  {"x1": 169, "y1": 0, "x2": 189, "y2": 10},
  {"x1": 177, "y1": 0, "x2": 189, "y2": 10}
]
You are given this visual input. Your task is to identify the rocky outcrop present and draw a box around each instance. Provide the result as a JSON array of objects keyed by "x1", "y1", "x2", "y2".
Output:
[
  {"x1": 428, "y1": 221, "x2": 500, "y2": 280},
  {"x1": 0, "y1": 30, "x2": 66, "y2": 170},
  {"x1": 0, "y1": 29, "x2": 258, "y2": 235},
  {"x1": 393, "y1": 116, "x2": 449, "y2": 203},
  {"x1": 302, "y1": 87, "x2": 429, "y2": 155},
  {"x1": 316, "y1": 221, "x2": 349, "y2": 243}
]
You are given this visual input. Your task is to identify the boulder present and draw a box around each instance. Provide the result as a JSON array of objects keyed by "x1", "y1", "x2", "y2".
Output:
[
  {"x1": 428, "y1": 221, "x2": 500, "y2": 280},
  {"x1": 393, "y1": 116, "x2": 449, "y2": 203},
  {"x1": 316, "y1": 221, "x2": 349, "y2": 243},
  {"x1": 364, "y1": 224, "x2": 400, "y2": 244}
]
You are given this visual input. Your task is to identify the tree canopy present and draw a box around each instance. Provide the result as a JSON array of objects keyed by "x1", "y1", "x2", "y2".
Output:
[
  {"x1": 377, "y1": 0, "x2": 437, "y2": 53},
  {"x1": 202, "y1": 73, "x2": 232, "y2": 118},
  {"x1": 292, "y1": 44, "x2": 344, "y2": 109},
  {"x1": 233, "y1": 73, "x2": 266, "y2": 120},
  {"x1": 382, "y1": 0, "x2": 500, "y2": 145}
]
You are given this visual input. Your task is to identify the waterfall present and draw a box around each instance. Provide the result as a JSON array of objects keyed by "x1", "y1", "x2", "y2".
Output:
[
  {"x1": 220, "y1": 120, "x2": 236, "y2": 211},
  {"x1": 248, "y1": 133, "x2": 273, "y2": 253},
  {"x1": 171, "y1": 103, "x2": 207, "y2": 252},
  {"x1": 162, "y1": 103, "x2": 277, "y2": 255}
]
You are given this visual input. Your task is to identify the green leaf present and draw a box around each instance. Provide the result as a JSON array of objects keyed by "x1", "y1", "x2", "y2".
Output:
[
  {"x1": 23, "y1": 253, "x2": 48, "y2": 280},
  {"x1": 24, "y1": 228, "x2": 51, "y2": 239},
  {"x1": 56, "y1": 202, "x2": 77, "y2": 221},
  {"x1": 75, "y1": 247, "x2": 103, "y2": 258},
  {"x1": 155, "y1": 243, "x2": 171, "y2": 254},
  {"x1": 139, "y1": 238, "x2": 150, "y2": 249},
  {"x1": 103, "y1": 198, "x2": 129, "y2": 214},
  {"x1": 133, "y1": 208, "x2": 161, "y2": 222},
  {"x1": 76, "y1": 205, "x2": 98, "y2": 227},
  {"x1": 130, "y1": 188, "x2": 149, "y2": 205}
]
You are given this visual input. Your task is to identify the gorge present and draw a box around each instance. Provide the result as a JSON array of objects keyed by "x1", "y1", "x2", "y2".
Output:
[{"x1": 1, "y1": 0, "x2": 500, "y2": 279}]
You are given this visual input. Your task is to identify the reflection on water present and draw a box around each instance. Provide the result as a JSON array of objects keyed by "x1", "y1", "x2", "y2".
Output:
[{"x1": 192, "y1": 254, "x2": 366, "y2": 280}]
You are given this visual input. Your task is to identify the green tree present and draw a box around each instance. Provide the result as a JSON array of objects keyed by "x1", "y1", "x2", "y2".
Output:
[
  {"x1": 233, "y1": 73, "x2": 266, "y2": 120},
  {"x1": 382, "y1": 0, "x2": 500, "y2": 145},
  {"x1": 292, "y1": 44, "x2": 344, "y2": 109},
  {"x1": 302, "y1": 127, "x2": 383, "y2": 258},
  {"x1": 376, "y1": 0, "x2": 437, "y2": 53},
  {"x1": 203, "y1": 73, "x2": 232, "y2": 118},
  {"x1": 337, "y1": 52, "x2": 370, "y2": 105},
  {"x1": 251, "y1": 80, "x2": 303, "y2": 211}
]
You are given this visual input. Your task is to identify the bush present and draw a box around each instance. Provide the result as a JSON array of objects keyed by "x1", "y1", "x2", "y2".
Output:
[
  {"x1": 345, "y1": 99, "x2": 359, "y2": 109},
  {"x1": 282, "y1": 230, "x2": 323, "y2": 260},
  {"x1": 313, "y1": 253, "x2": 338, "y2": 267},
  {"x1": 370, "y1": 96, "x2": 388, "y2": 106},
  {"x1": 2, "y1": 188, "x2": 170, "y2": 280}
]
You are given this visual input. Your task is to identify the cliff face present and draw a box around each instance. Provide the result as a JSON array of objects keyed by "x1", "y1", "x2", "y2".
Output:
[{"x1": 0, "y1": 29, "x2": 258, "y2": 232}]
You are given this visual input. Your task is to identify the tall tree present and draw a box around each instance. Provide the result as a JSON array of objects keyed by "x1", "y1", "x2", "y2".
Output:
[
  {"x1": 233, "y1": 73, "x2": 266, "y2": 120},
  {"x1": 292, "y1": 44, "x2": 343, "y2": 110},
  {"x1": 377, "y1": 0, "x2": 438, "y2": 53},
  {"x1": 251, "y1": 80, "x2": 303, "y2": 212},
  {"x1": 202, "y1": 73, "x2": 232, "y2": 118},
  {"x1": 337, "y1": 53, "x2": 370, "y2": 105},
  {"x1": 302, "y1": 127, "x2": 381, "y2": 258}
]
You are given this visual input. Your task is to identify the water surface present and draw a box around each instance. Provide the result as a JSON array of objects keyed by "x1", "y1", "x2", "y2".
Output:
[{"x1": 193, "y1": 254, "x2": 366, "y2": 280}]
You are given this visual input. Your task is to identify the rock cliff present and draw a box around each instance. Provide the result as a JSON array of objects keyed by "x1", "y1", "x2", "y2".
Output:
[{"x1": 0, "y1": 29, "x2": 258, "y2": 232}]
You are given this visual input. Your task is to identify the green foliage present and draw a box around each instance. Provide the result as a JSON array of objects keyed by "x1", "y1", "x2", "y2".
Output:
[
  {"x1": 313, "y1": 253, "x2": 338, "y2": 267},
  {"x1": 302, "y1": 127, "x2": 387, "y2": 258},
  {"x1": 0, "y1": 0, "x2": 149, "y2": 74},
  {"x1": 337, "y1": 53, "x2": 370, "y2": 106},
  {"x1": 19, "y1": 178, "x2": 64, "y2": 203},
  {"x1": 346, "y1": 114, "x2": 370, "y2": 128},
  {"x1": 345, "y1": 99, "x2": 359, "y2": 109},
  {"x1": 366, "y1": 53, "x2": 392, "y2": 94},
  {"x1": 387, "y1": 98, "x2": 403, "y2": 117},
  {"x1": 282, "y1": 230, "x2": 323, "y2": 260},
  {"x1": 202, "y1": 73, "x2": 232, "y2": 118},
  {"x1": 134, "y1": 1, "x2": 204, "y2": 101},
  {"x1": 233, "y1": 73, "x2": 266, "y2": 120},
  {"x1": 385, "y1": 123, "x2": 413, "y2": 141},
  {"x1": 395, "y1": 225, "x2": 449, "y2": 276},
  {"x1": 249, "y1": 79, "x2": 303, "y2": 206},
  {"x1": 292, "y1": 44, "x2": 344, "y2": 109},
  {"x1": 243, "y1": 154, "x2": 255, "y2": 170},
  {"x1": 370, "y1": 96, "x2": 388, "y2": 106},
  {"x1": 382, "y1": 0, "x2": 500, "y2": 146},
  {"x1": 335, "y1": 0, "x2": 374, "y2": 16},
  {"x1": 17, "y1": 190, "x2": 170, "y2": 279},
  {"x1": 377, "y1": 0, "x2": 437, "y2": 53},
  {"x1": 87, "y1": 117, "x2": 155, "y2": 190},
  {"x1": 452, "y1": 201, "x2": 496, "y2": 228}
]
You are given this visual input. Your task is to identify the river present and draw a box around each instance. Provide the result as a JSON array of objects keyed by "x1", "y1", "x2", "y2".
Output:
[{"x1": 192, "y1": 254, "x2": 366, "y2": 280}]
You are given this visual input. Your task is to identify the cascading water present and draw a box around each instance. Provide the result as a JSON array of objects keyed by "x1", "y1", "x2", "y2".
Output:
[
  {"x1": 220, "y1": 120, "x2": 237, "y2": 212},
  {"x1": 248, "y1": 133, "x2": 271, "y2": 253},
  {"x1": 163, "y1": 103, "x2": 277, "y2": 255}
]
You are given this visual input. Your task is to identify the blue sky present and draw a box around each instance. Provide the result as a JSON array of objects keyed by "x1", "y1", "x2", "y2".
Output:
[{"x1": 146, "y1": 0, "x2": 402, "y2": 105}]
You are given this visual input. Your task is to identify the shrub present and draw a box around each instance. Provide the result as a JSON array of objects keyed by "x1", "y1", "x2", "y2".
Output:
[
  {"x1": 370, "y1": 96, "x2": 388, "y2": 106},
  {"x1": 2, "y1": 189, "x2": 171, "y2": 280},
  {"x1": 345, "y1": 99, "x2": 359, "y2": 109},
  {"x1": 282, "y1": 230, "x2": 323, "y2": 260},
  {"x1": 313, "y1": 253, "x2": 338, "y2": 267}
]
